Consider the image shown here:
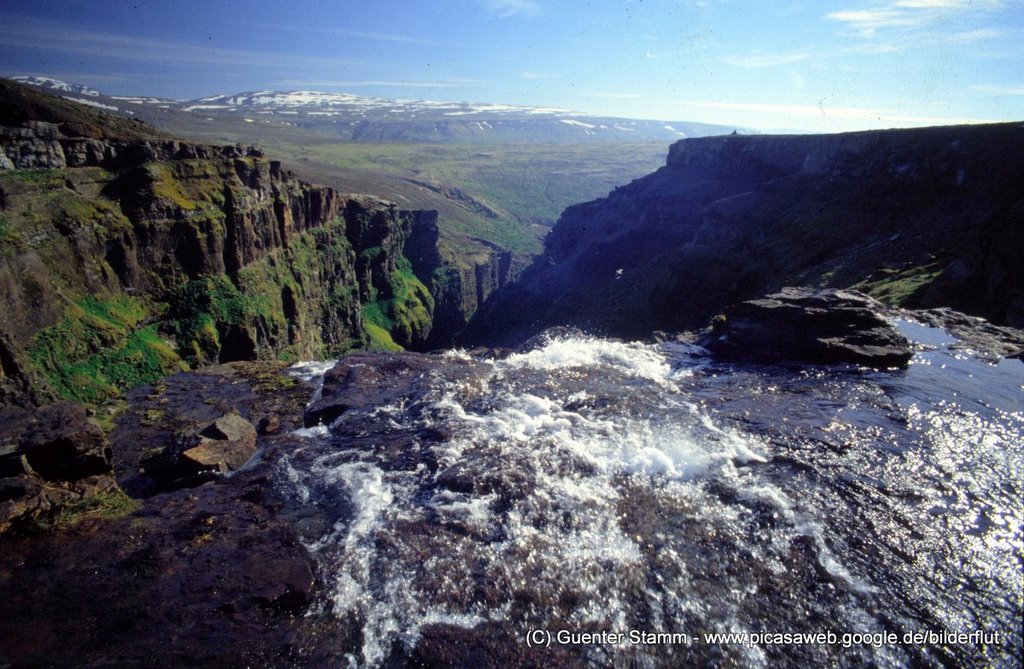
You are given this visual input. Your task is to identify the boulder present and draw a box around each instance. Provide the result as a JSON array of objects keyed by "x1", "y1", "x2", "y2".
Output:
[
  {"x1": 703, "y1": 287, "x2": 913, "y2": 368},
  {"x1": 0, "y1": 401, "x2": 115, "y2": 533},
  {"x1": 181, "y1": 414, "x2": 257, "y2": 474},
  {"x1": 17, "y1": 402, "x2": 111, "y2": 481}
]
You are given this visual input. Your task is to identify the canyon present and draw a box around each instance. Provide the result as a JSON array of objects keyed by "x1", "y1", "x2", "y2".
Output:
[
  {"x1": 1, "y1": 79, "x2": 1021, "y2": 668},
  {"x1": 465, "y1": 123, "x2": 1024, "y2": 345}
]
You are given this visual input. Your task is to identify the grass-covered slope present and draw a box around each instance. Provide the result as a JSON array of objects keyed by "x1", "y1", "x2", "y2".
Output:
[{"x1": 0, "y1": 79, "x2": 443, "y2": 407}]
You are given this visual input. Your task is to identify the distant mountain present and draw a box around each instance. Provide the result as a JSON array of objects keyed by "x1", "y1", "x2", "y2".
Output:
[
  {"x1": 12, "y1": 76, "x2": 746, "y2": 143},
  {"x1": 11, "y1": 75, "x2": 103, "y2": 98}
]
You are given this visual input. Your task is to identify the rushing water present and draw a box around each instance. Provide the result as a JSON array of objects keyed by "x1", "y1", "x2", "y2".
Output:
[{"x1": 280, "y1": 322, "x2": 1022, "y2": 668}]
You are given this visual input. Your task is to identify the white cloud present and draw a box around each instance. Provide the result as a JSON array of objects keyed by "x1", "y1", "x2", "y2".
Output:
[
  {"x1": 970, "y1": 84, "x2": 1024, "y2": 95},
  {"x1": 720, "y1": 52, "x2": 810, "y2": 68},
  {"x1": 827, "y1": 0, "x2": 1006, "y2": 36},
  {"x1": 483, "y1": 0, "x2": 540, "y2": 18},
  {"x1": 826, "y1": 8, "x2": 922, "y2": 34}
]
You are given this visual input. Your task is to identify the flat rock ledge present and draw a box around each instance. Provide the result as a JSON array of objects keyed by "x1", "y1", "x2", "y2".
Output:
[{"x1": 702, "y1": 287, "x2": 914, "y2": 368}]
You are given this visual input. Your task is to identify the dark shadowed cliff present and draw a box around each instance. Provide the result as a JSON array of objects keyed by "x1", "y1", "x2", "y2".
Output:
[{"x1": 463, "y1": 123, "x2": 1024, "y2": 346}]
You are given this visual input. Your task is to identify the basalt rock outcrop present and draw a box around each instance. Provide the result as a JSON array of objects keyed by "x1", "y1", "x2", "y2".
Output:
[
  {"x1": 464, "y1": 123, "x2": 1024, "y2": 346},
  {"x1": 0, "y1": 362, "x2": 333, "y2": 666},
  {"x1": 0, "y1": 78, "x2": 478, "y2": 409},
  {"x1": 699, "y1": 288, "x2": 914, "y2": 368},
  {"x1": 0, "y1": 401, "x2": 116, "y2": 533}
]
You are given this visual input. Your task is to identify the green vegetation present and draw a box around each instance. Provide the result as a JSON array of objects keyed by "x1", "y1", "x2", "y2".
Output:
[
  {"x1": 28, "y1": 295, "x2": 186, "y2": 404},
  {"x1": 4, "y1": 168, "x2": 64, "y2": 187},
  {"x1": 168, "y1": 275, "x2": 257, "y2": 364},
  {"x1": 855, "y1": 262, "x2": 944, "y2": 306},
  {"x1": 145, "y1": 161, "x2": 227, "y2": 211},
  {"x1": 0, "y1": 214, "x2": 26, "y2": 254},
  {"x1": 274, "y1": 141, "x2": 667, "y2": 255},
  {"x1": 361, "y1": 318, "x2": 403, "y2": 351},
  {"x1": 158, "y1": 120, "x2": 669, "y2": 257},
  {"x1": 39, "y1": 487, "x2": 142, "y2": 530},
  {"x1": 361, "y1": 257, "x2": 434, "y2": 349}
]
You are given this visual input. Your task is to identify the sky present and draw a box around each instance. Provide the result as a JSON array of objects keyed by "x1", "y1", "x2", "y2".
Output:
[{"x1": 0, "y1": 0, "x2": 1021, "y2": 133}]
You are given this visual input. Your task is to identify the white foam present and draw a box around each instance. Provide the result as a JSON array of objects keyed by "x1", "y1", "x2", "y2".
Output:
[
  {"x1": 288, "y1": 359, "x2": 336, "y2": 384},
  {"x1": 280, "y1": 335, "x2": 883, "y2": 667},
  {"x1": 499, "y1": 336, "x2": 672, "y2": 385}
]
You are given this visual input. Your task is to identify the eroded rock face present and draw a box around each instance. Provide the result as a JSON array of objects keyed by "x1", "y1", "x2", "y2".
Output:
[
  {"x1": 0, "y1": 361, "x2": 332, "y2": 666},
  {"x1": 0, "y1": 401, "x2": 115, "y2": 532},
  {"x1": 0, "y1": 120, "x2": 269, "y2": 171},
  {"x1": 700, "y1": 288, "x2": 913, "y2": 368},
  {"x1": 465, "y1": 123, "x2": 1024, "y2": 347}
]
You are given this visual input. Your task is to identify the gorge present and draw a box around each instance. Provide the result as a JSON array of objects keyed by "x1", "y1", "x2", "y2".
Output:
[{"x1": 1, "y1": 80, "x2": 1022, "y2": 668}]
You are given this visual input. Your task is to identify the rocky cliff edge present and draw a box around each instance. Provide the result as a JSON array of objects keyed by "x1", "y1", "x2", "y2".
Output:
[{"x1": 464, "y1": 123, "x2": 1024, "y2": 345}]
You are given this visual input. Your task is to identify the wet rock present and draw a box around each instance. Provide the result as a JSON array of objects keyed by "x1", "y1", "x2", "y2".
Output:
[
  {"x1": 140, "y1": 413, "x2": 257, "y2": 489},
  {"x1": 305, "y1": 350, "x2": 491, "y2": 428},
  {"x1": 912, "y1": 307, "x2": 1024, "y2": 361},
  {"x1": 305, "y1": 352, "x2": 432, "y2": 427},
  {"x1": 18, "y1": 401, "x2": 111, "y2": 480},
  {"x1": 0, "y1": 401, "x2": 115, "y2": 533},
  {"x1": 111, "y1": 362, "x2": 311, "y2": 497},
  {"x1": 408, "y1": 622, "x2": 575, "y2": 668},
  {"x1": 0, "y1": 360, "x2": 339, "y2": 666},
  {"x1": 0, "y1": 469, "x2": 321, "y2": 667},
  {"x1": 257, "y1": 414, "x2": 281, "y2": 435},
  {"x1": 245, "y1": 553, "x2": 315, "y2": 616},
  {"x1": 702, "y1": 287, "x2": 913, "y2": 368},
  {"x1": 181, "y1": 414, "x2": 258, "y2": 474}
]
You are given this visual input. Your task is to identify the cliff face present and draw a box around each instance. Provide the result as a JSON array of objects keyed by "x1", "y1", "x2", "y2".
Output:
[
  {"x1": 422, "y1": 239, "x2": 519, "y2": 349},
  {"x1": 0, "y1": 89, "x2": 454, "y2": 407},
  {"x1": 464, "y1": 123, "x2": 1024, "y2": 345}
]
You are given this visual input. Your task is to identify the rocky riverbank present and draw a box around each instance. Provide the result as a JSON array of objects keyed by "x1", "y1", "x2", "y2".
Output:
[{"x1": 0, "y1": 361, "x2": 339, "y2": 666}]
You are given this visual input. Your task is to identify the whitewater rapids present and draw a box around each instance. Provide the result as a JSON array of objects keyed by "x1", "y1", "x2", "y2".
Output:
[{"x1": 279, "y1": 325, "x2": 1022, "y2": 668}]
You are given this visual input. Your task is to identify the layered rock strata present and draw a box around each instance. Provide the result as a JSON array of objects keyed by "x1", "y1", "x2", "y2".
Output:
[{"x1": 465, "y1": 123, "x2": 1024, "y2": 346}]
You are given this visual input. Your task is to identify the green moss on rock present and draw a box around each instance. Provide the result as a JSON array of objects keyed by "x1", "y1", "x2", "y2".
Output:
[
  {"x1": 27, "y1": 295, "x2": 186, "y2": 404},
  {"x1": 39, "y1": 487, "x2": 142, "y2": 530},
  {"x1": 145, "y1": 161, "x2": 226, "y2": 212},
  {"x1": 361, "y1": 318, "x2": 403, "y2": 351},
  {"x1": 854, "y1": 262, "x2": 944, "y2": 306},
  {"x1": 167, "y1": 276, "x2": 258, "y2": 365},
  {"x1": 0, "y1": 214, "x2": 26, "y2": 255},
  {"x1": 361, "y1": 257, "x2": 434, "y2": 350}
]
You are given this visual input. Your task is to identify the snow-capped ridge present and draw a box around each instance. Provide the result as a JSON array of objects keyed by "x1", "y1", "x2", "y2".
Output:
[{"x1": 12, "y1": 75, "x2": 102, "y2": 97}]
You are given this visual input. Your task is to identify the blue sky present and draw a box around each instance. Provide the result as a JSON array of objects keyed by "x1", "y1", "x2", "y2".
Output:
[{"x1": 1, "y1": 0, "x2": 1021, "y2": 132}]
